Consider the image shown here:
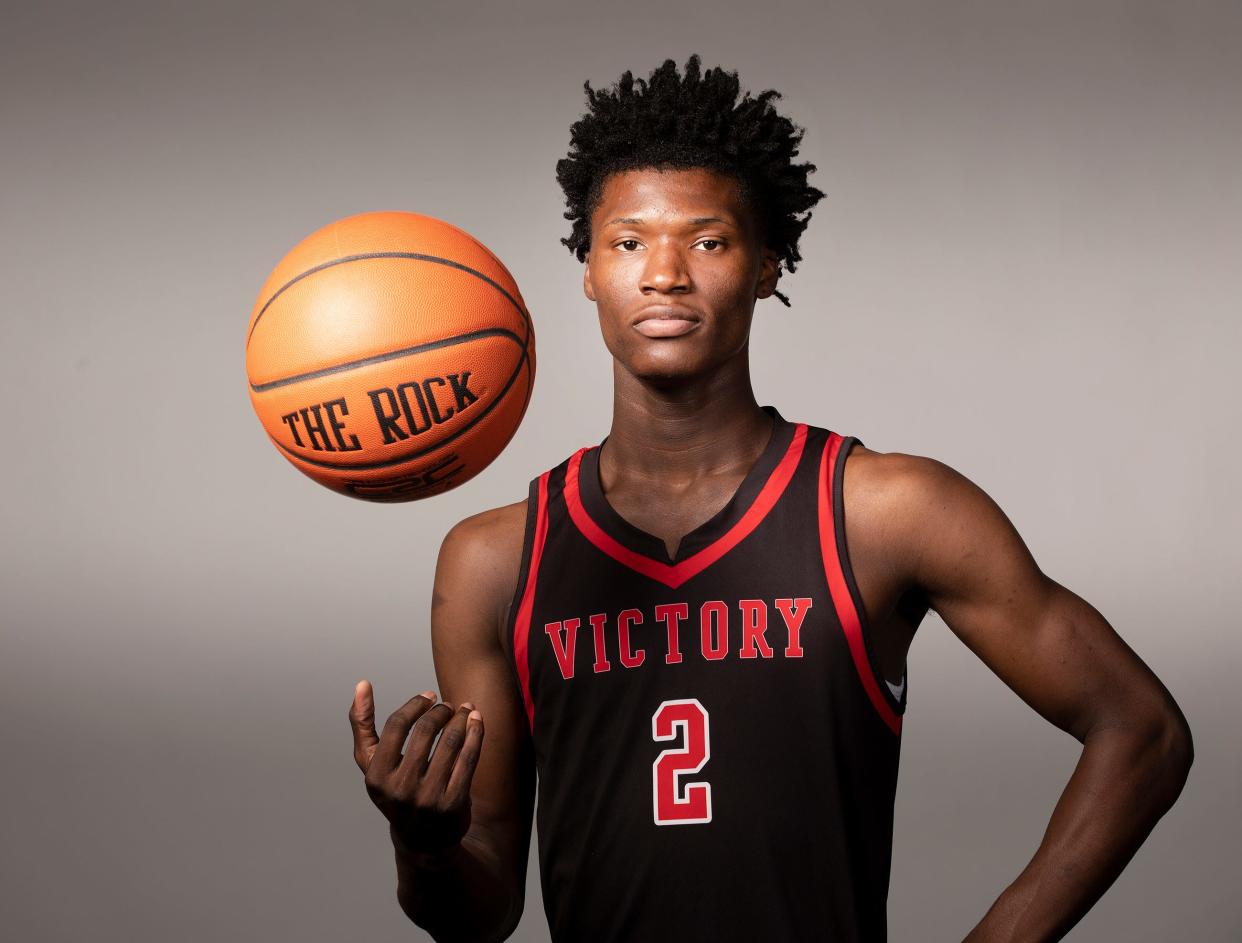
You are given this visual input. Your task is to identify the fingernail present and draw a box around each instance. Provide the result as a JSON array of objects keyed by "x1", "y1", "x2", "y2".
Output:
[
  {"x1": 420, "y1": 690, "x2": 436, "y2": 700},
  {"x1": 461, "y1": 702, "x2": 476, "y2": 711},
  {"x1": 468, "y1": 710, "x2": 482, "y2": 721}
]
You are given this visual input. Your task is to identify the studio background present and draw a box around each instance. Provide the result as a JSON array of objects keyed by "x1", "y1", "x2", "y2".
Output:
[{"x1": 3, "y1": 1, "x2": 1238, "y2": 939}]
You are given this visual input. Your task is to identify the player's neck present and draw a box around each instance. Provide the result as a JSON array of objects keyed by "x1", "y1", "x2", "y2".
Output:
[{"x1": 602, "y1": 358, "x2": 772, "y2": 483}]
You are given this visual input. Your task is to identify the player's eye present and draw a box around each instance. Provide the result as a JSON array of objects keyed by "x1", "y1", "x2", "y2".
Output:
[
  {"x1": 696, "y1": 239, "x2": 724, "y2": 251},
  {"x1": 616, "y1": 239, "x2": 642, "y2": 251}
]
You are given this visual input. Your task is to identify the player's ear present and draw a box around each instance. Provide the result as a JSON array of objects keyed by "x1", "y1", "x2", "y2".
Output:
[
  {"x1": 755, "y1": 248, "x2": 781, "y2": 300},
  {"x1": 583, "y1": 256, "x2": 597, "y2": 302}
]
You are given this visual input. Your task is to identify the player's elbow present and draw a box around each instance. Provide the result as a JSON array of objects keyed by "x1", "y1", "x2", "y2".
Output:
[
  {"x1": 1156, "y1": 712, "x2": 1194, "y2": 787},
  {"x1": 1086, "y1": 698, "x2": 1194, "y2": 813},
  {"x1": 1134, "y1": 710, "x2": 1194, "y2": 811}
]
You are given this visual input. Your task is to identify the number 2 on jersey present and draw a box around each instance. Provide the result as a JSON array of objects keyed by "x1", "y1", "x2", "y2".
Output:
[{"x1": 651, "y1": 698, "x2": 712, "y2": 825}]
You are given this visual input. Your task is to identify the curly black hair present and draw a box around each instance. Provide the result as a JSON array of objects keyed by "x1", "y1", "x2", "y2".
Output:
[{"x1": 556, "y1": 54, "x2": 824, "y2": 306}]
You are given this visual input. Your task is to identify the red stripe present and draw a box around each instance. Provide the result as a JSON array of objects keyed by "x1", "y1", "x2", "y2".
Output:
[
  {"x1": 513, "y1": 471, "x2": 550, "y2": 734},
  {"x1": 564, "y1": 424, "x2": 809, "y2": 590},
  {"x1": 818, "y1": 434, "x2": 903, "y2": 736}
]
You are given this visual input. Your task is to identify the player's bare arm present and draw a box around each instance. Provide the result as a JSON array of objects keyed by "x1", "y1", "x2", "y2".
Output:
[
  {"x1": 848, "y1": 446, "x2": 1194, "y2": 942},
  {"x1": 349, "y1": 500, "x2": 535, "y2": 943}
]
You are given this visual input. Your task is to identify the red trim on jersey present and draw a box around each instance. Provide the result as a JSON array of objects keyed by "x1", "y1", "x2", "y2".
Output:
[
  {"x1": 513, "y1": 471, "x2": 551, "y2": 733},
  {"x1": 563, "y1": 423, "x2": 809, "y2": 590},
  {"x1": 818, "y1": 434, "x2": 903, "y2": 736}
]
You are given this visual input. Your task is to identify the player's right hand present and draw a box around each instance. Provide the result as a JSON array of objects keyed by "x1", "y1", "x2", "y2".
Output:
[{"x1": 348, "y1": 680, "x2": 484, "y2": 856}]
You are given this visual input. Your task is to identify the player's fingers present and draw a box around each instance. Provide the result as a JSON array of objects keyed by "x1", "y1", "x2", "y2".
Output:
[
  {"x1": 348, "y1": 680, "x2": 382, "y2": 772},
  {"x1": 443, "y1": 708, "x2": 484, "y2": 806},
  {"x1": 398, "y1": 701, "x2": 456, "y2": 780},
  {"x1": 423, "y1": 702, "x2": 475, "y2": 789},
  {"x1": 371, "y1": 689, "x2": 439, "y2": 774}
]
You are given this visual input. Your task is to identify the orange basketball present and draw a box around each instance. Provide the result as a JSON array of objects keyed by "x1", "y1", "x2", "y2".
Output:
[{"x1": 245, "y1": 211, "x2": 535, "y2": 502}]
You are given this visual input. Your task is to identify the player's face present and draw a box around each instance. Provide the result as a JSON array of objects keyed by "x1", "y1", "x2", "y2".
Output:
[{"x1": 583, "y1": 167, "x2": 779, "y2": 383}]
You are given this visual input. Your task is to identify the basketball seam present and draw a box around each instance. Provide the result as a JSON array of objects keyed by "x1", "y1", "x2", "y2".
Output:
[
  {"x1": 249, "y1": 326, "x2": 523, "y2": 393},
  {"x1": 245, "y1": 251, "x2": 533, "y2": 350}
]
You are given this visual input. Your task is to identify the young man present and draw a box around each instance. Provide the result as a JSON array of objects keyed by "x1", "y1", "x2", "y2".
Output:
[{"x1": 348, "y1": 56, "x2": 1192, "y2": 942}]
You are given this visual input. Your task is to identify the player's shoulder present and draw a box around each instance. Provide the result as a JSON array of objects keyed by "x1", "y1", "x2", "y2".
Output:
[
  {"x1": 843, "y1": 437, "x2": 1020, "y2": 589},
  {"x1": 844, "y1": 440, "x2": 963, "y2": 500},
  {"x1": 842, "y1": 439, "x2": 994, "y2": 539},
  {"x1": 438, "y1": 497, "x2": 530, "y2": 574},
  {"x1": 432, "y1": 497, "x2": 532, "y2": 647}
]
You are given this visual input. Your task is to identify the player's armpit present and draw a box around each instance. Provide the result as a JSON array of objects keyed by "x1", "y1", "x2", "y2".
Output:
[{"x1": 888, "y1": 454, "x2": 1192, "y2": 752}]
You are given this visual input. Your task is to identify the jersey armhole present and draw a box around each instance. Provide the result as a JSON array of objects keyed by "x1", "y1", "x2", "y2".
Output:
[
  {"x1": 503, "y1": 476, "x2": 541, "y2": 668},
  {"x1": 819, "y1": 433, "x2": 907, "y2": 735},
  {"x1": 507, "y1": 471, "x2": 552, "y2": 735}
]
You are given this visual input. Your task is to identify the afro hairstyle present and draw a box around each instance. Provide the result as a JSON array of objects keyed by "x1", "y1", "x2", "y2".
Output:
[{"x1": 555, "y1": 54, "x2": 825, "y2": 306}]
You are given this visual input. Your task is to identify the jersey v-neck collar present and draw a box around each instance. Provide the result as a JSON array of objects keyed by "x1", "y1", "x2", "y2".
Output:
[{"x1": 562, "y1": 406, "x2": 808, "y2": 589}]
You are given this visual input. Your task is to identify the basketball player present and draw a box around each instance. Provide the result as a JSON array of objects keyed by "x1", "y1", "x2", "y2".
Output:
[{"x1": 348, "y1": 56, "x2": 1193, "y2": 941}]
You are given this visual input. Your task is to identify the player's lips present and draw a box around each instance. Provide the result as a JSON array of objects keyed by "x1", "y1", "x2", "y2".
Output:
[{"x1": 632, "y1": 305, "x2": 702, "y2": 338}]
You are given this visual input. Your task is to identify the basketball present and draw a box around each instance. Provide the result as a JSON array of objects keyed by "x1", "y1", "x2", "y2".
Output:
[{"x1": 245, "y1": 211, "x2": 535, "y2": 502}]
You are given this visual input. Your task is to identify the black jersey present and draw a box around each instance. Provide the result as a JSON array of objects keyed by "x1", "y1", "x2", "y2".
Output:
[{"x1": 505, "y1": 406, "x2": 908, "y2": 942}]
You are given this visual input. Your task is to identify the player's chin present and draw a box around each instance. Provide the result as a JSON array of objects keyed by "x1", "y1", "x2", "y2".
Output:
[{"x1": 623, "y1": 344, "x2": 719, "y2": 385}]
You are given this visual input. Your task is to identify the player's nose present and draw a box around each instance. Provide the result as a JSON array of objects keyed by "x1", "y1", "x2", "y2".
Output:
[{"x1": 640, "y1": 242, "x2": 690, "y2": 294}]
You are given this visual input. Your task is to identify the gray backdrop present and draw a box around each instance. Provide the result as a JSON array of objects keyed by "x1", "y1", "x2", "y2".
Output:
[{"x1": 3, "y1": 1, "x2": 1238, "y2": 939}]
